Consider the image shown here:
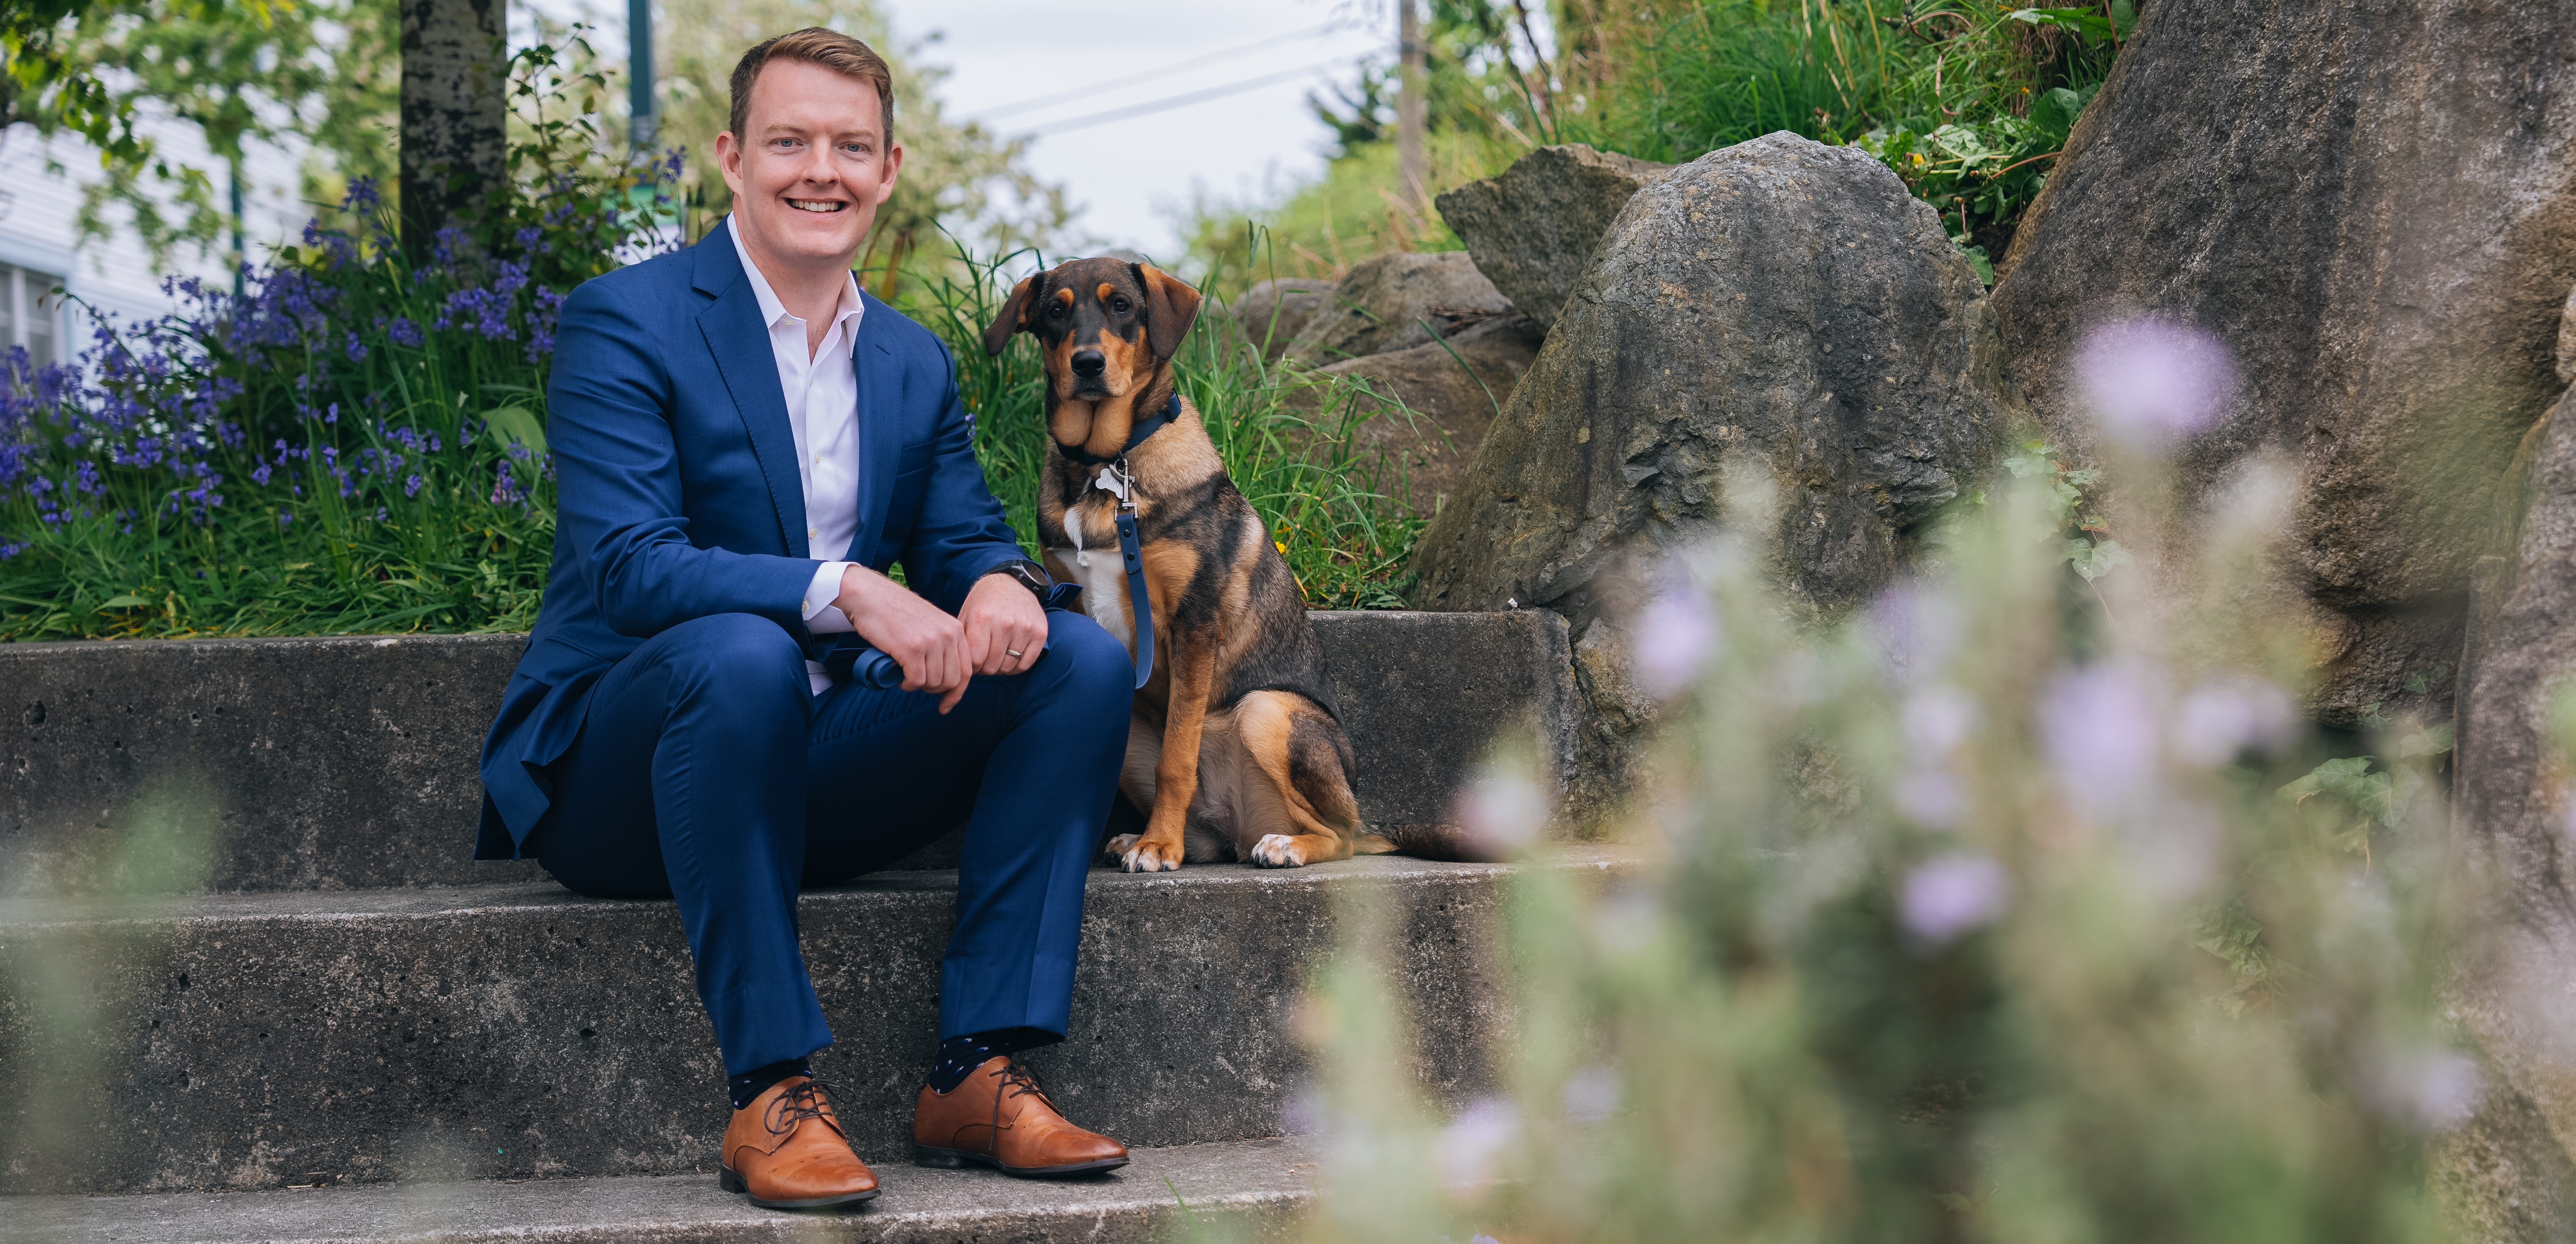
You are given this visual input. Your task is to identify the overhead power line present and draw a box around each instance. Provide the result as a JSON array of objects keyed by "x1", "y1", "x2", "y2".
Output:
[
  {"x1": 969, "y1": 22, "x2": 1343, "y2": 122},
  {"x1": 1017, "y1": 59, "x2": 1352, "y2": 137}
]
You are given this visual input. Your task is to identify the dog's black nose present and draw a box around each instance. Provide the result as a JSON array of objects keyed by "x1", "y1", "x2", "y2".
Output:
[{"x1": 1071, "y1": 349, "x2": 1106, "y2": 378}]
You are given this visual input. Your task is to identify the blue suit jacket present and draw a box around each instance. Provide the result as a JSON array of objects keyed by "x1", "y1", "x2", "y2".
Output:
[{"x1": 474, "y1": 232, "x2": 1027, "y2": 859}]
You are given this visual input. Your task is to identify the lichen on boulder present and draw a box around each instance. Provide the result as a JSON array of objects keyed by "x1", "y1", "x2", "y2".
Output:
[
  {"x1": 1991, "y1": 0, "x2": 2576, "y2": 727},
  {"x1": 1435, "y1": 143, "x2": 1671, "y2": 332},
  {"x1": 1405, "y1": 131, "x2": 2012, "y2": 631},
  {"x1": 1279, "y1": 250, "x2": 1515, "y2": 367}
]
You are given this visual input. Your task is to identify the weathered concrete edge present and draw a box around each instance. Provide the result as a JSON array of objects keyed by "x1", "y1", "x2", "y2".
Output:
[
  {"x1": 0, "y1": 1135, "x2": 1314, "y2": 1244},
  {"x1": 1, "y1": 611, "x2": 1587, "y2": 891},
  {"x1": 0, "y1": 850, "x2": 1632, "y2": 1195}
]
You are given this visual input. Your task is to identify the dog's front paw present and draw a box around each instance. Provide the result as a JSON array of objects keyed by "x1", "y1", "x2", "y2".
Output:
[
  {"x1": 1249, "y1": 834, "x2": 1309, "y2": 868},
  {"x1": 1121, "y1": 836, "x2": 1184, "y2": 873},
  {"x1": 1101, "y1": 833, "x2": 1141, "y2": 866}
]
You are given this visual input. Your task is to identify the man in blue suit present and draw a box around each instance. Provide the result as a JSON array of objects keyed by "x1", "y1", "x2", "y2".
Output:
[{"x1": 476, "y1": 28, "x2": 1137, "y2": 1210}]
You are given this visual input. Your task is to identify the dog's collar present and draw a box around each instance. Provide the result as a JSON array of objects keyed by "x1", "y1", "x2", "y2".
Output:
[{"x1": 1060, "y1": 392, "x2": 1181, "y2": 468}]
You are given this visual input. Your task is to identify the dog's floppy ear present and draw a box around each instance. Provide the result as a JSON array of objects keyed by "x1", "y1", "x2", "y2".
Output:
[
  {"x1": 1136, "y1": 264, "x2": 1203, "y2": 361},
  {"x1": 982, "y1": 275, "x2": 1039, "y2": 357}
]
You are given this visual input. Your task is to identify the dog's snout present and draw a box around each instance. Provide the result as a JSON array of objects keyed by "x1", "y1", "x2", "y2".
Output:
[{"x1": 1071, "y1": 349, "x2": 1106, "y2": 379}]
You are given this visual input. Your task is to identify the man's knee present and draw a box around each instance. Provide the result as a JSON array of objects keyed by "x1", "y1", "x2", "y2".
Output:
[
  {"x1": 655, "y1": 613, "x2": 806, "y2": 704},
  {"x1": 1038, "y1": 612, "x2": 1135, "y2": 714}
]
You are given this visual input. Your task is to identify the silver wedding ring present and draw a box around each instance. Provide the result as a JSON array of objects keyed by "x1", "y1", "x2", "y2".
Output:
[{"x1": 1006, "y1": 648, "x2": 1024, "y2": 658}]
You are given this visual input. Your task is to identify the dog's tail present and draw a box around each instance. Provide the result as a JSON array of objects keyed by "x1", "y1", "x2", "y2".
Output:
[{"x1": 1360, "y1": 824, "x2": 1508, "y2": 863}]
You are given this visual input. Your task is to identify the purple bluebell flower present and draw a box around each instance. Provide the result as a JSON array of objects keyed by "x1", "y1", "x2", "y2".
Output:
[{"x1": 1902, "y1": 854, "x2": 2011, "y2": 945}]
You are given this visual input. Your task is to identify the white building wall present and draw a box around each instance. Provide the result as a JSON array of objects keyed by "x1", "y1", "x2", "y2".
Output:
[{"x1": 0, "y1": 110, "x2": 311, "y2": 366}]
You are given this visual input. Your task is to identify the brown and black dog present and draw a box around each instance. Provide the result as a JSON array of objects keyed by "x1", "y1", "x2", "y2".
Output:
[{"x1": 982, "y1": 258, "x2": 1384, "y2": 872}]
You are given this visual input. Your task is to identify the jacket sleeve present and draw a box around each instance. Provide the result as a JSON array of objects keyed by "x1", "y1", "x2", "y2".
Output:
[
  {"x1": 899, "y1": 336, "x2": 1036, "y2": 613},
  {"x1": 547, "y1": 279, "x2": 821, "y2": 640}
]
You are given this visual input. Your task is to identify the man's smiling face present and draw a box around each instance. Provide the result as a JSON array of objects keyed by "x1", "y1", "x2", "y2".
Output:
[{"x1": 716, "y1": 57, "x2": 902, "y2": 273}]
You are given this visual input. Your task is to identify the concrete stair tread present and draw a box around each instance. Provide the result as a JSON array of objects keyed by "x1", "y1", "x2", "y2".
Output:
[
  {"x1": 0, "y1": 849, "x2": 1619, "y2": 926},
  {"x1": 0, "y1": 1135, "x2": 1314, "y2": 1242},
  {"x1": 4, "y1": 846, "x2": 1629, "y2": 1194}
]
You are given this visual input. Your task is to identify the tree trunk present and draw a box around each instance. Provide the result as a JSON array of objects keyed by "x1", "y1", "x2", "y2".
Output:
[{"x1": 400, "y1": 0, "x2": 506, "y2": 254}]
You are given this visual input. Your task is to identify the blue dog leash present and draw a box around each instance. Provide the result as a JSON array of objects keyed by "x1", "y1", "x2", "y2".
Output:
[{"x1": 1069, "y1": 393, "x2": 1181, "y2": 690}]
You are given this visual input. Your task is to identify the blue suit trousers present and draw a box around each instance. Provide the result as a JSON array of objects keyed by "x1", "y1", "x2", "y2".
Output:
[{"x1": 526, "y1": 609, "x2": 1134, "y2": 1077}]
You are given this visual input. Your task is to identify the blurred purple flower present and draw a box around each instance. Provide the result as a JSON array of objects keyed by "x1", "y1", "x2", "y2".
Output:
[
  {"x1": 1868, "y1": 578, "x2": 1960, "y2": 685},
  {"x1": 1436, "y1": 1096, "x2": 1521, "y2": 1187},
  {"x1": 2042, "y1": 664, "x2": 2163, "y2": 815},
  {"x1": 1632, "y1": 578, "x2": 1718, "y2": 698},
  {"x1": 1561, "y1": 1065, "x2": 1621, "y2": 1123},
  {"x1": 2170, "y1": 678, "x2": 2298, "y2": 768},
  {"x1": 1903, "y1": 686, "x2": 1978, "y2": 754},
  {"x1": 1453, "y1": 762, "x2": 1546, "y2": 857},
  {"x1": 2076, "y1": 318, "x2": 2237, "y2": 450},
  {"x1": 2364, "y1": 1047, "x2": 2485, "y2": 1131},
  {"x1": 1902, "y1": 853, "x2": 2011, "y2": 945},
  {"x1": 1893, "y1": 768, "x2": 1966, "y2": 829}
]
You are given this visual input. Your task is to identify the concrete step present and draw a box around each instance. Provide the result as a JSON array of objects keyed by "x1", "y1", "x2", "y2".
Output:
[
  {"x1": 0, "y1": 1134, "x2": 1312, "y2": 1242},
  {"x1": 1, "y1": 849, "x2": 1623, "y2": 1196},
  {"x1": 1, "y1": 610, "x2": 1578, "y2": 895}
]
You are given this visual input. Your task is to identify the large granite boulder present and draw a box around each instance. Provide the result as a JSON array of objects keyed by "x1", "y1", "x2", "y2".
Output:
[
  {"x1": 1992, "y1": 0, "x2": 2576, "y2": 727},
  {"x1": 2441, "y1": 384, "x2": 2576, "y2": 1242},
  {"x1": 1405, "y1": 131, "x2": 2010, "y2": 631},
  {"x1": 1324, "y1": 313, "x2": 1548, "y2": 515},
  {"x1": 1436, "y1": 144, "x2": 1671, "y2": 331},
  {"x1": 1280, "y1": 251, "x2": 1514, "y2": 367},
  {"x1": 1231, "y1": 277, "x2": 1337, "y2": 361}
]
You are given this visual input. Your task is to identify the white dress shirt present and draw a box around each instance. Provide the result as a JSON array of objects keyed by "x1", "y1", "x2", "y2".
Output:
[{"x1": 726, "y1": 216, "x2": 865, "y2": 692}]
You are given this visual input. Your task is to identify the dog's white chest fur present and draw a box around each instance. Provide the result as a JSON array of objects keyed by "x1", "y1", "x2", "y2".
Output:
[{"x1": 1056, "y1": 501, "x2": 1137, "y2": 656}]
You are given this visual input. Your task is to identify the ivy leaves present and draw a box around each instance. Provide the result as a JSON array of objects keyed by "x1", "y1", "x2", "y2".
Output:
[{"x1": 2003, "y1": 440, "x2": 2128, "y2": 583}]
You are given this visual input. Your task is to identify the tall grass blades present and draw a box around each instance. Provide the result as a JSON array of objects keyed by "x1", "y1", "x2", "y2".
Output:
[{"x1": 1572, "y1": 0, "x2": 2126, "y2": 267}]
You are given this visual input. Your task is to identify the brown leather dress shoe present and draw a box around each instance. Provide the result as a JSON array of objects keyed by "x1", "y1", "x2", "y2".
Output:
[
  {"x1": 913, "y1": 1056, "x2": 1130, "y2": 1177},
  {"x1": 718, "y1": 1076, "x2": 880, "y2": 1210}
]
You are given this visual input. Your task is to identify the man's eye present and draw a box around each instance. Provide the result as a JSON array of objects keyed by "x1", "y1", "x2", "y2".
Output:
[{"x1": 1110, "y1": 297, "x2": 1131, "y2": 314}]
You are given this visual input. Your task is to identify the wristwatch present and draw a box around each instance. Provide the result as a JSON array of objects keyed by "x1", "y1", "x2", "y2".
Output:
[{"x1": 987, "y1": 559, "x2": 1054, "y2": 603}]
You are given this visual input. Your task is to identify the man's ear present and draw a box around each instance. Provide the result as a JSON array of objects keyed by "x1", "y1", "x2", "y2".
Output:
[
  {"x1": 983, "y1": 275, "x2": 1038, "y2": 357},
  {"x1": 1137, "y1": 264, "x2": 1203, "y2": 361}
]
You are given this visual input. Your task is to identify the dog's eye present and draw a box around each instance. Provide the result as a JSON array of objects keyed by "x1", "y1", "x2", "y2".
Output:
[
  {"x1": 1110, "y1": 296, "x2": 1132, "y2": 314},
  {"x1": 1047, "y1": 303, "x2": 1068, "y2": 319}
]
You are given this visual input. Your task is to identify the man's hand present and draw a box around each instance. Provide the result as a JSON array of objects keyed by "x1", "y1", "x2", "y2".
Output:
[
  {"x1": 836, "y1": 565, "x2": 976, "y2": 713},
  {"x1": 960, "y1": 571, "x2": 1048, "y2": 680}
]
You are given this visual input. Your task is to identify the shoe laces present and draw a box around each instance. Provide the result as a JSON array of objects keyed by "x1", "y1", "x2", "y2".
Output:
[
  {"x1": 764, "y1": 1078, "x2": 849, "y2": 1139},
  {"x1": 996, "y1": 1061, "x2": 1060, "y2": 1113}
]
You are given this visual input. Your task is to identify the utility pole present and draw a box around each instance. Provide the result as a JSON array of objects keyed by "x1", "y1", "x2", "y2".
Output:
[
  {"x1": 400, "y1": 0, "x2": 507, "y2": 255},
  {"x1": 628, "y1": 0, "x2": 657, "y2": 155},
  {"x1": 228, "y1": 163, "x2": 245, "y2": 302},
  {"x1": 1397, "y1": 0, "x2": 1426, "y2": 216}
]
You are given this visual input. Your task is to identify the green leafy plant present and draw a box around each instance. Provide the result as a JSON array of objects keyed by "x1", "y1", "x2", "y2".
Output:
[{"x1": 1298, "y1": 406, "x2": 2461, "y2": 1244}]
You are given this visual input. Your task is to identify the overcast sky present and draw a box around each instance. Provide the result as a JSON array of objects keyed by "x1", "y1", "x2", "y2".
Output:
[
  {"x1": 540, "y1": 0, "x2": 1392, "y2": 262},
  {"x1": 875, "y1": 0, "x2": 1386, "y2": 261}
]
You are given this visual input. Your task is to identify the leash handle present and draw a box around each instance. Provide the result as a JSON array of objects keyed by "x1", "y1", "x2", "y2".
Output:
[{"x1": 1116, "y1": 507, "x2": 1154, "y2": 689}]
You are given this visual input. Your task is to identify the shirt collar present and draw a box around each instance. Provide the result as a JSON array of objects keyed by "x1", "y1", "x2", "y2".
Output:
[{"x1": 726, "y1": 213, "x2": 865, "y2": 338}]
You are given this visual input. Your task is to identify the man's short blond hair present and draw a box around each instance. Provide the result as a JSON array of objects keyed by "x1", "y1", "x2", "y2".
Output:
[{"x1": 728, "y1": 28, "x2": 896, "y2": 143}]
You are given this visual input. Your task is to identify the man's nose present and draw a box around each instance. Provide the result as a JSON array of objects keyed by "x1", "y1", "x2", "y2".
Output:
[{"x1": 1071, "y1": 349, "x2": 1106, "y2": 378}]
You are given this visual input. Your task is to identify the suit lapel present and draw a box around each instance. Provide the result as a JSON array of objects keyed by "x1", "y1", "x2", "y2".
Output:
[
  {"x1": 848, "y1": 292, "x2": 903, "y2": 567},
  {"x1": 694, "y1": 231, "x2": 811, "y2": 558}
]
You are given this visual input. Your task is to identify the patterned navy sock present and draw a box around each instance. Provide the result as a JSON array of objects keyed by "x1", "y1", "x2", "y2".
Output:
[
  {"x1": 927, "y1": 1027, "x2": 1053, "y2": 1094},
  {"x1": 727, "y1": 1056, "x2": 811, "y2": 1111}
]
